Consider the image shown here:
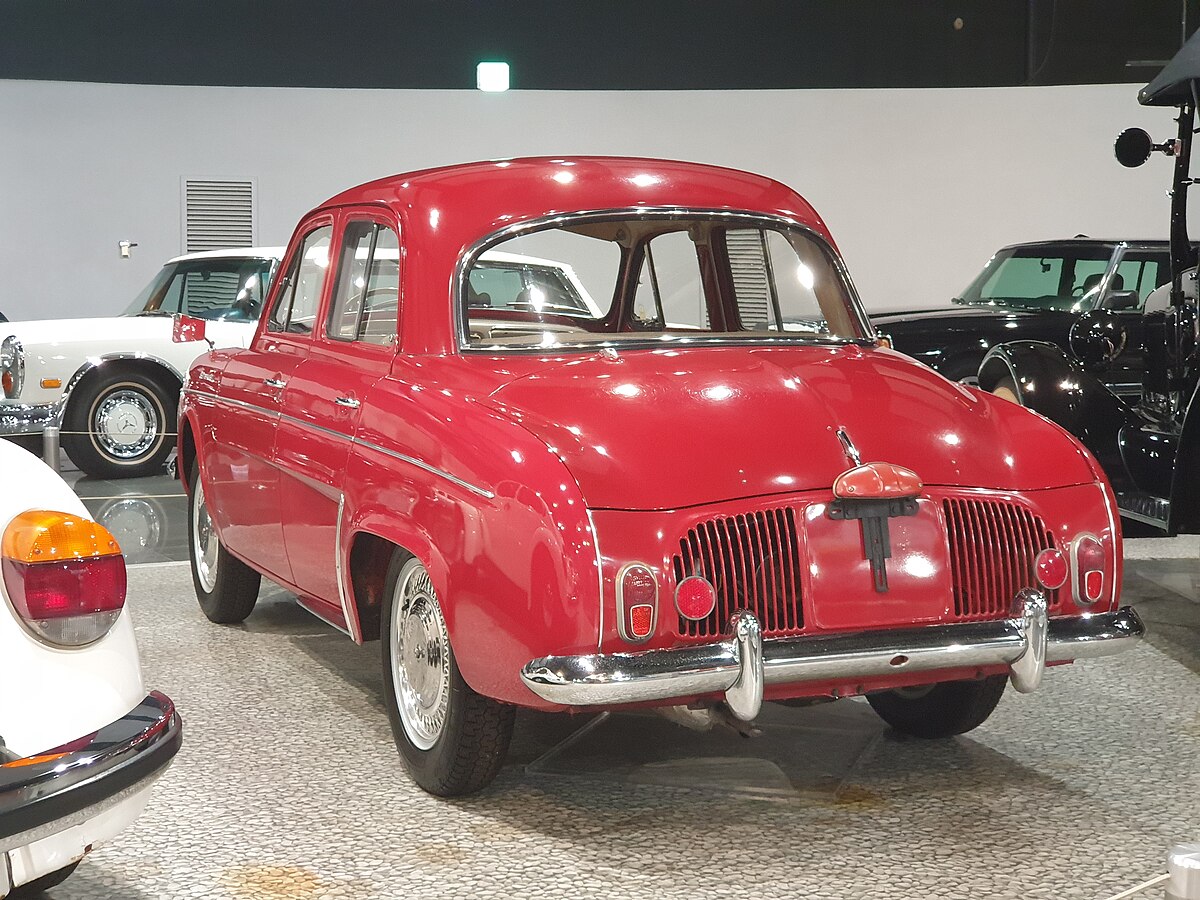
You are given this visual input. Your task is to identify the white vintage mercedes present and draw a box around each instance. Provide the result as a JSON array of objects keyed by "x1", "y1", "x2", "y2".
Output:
[
  {"x1": 0, "y1": 438, "x2": 181, "y2": 896},
  {"x1": 0, "y1": 247, "x2": 283, "y2": 478}
]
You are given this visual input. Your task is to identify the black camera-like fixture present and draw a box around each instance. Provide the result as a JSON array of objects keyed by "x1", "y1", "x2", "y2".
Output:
[{"x1": 1114, "y1": 127, "x2": 1177, "y2": 168}]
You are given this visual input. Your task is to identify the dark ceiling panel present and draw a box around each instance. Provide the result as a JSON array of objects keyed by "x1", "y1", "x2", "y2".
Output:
[{"x1": 0, "y1": 1, "x2": 1186, "y2": 90}]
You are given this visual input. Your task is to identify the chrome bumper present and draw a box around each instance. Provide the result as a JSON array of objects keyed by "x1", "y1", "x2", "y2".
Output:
[
  {"x1": 0, "y1": 691, "x2": 182, "y2": 853},
  {"x1": 520, "y1": 591, "x2": 1145, "y2": 722},
  {"x1": 0, "y1": 399, "x2": 63, "y2": 437}
]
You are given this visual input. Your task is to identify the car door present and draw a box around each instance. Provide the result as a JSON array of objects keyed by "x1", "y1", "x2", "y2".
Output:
[
  {"x1": 1103, "y1": 246, "x2": 1170, "y2": 396},
  {"x1": 207, "y1": 219, "x2": 333, "y2": 583},
  {"x1": 275, "y1": 212, "x2": 400, "y2": 618}
]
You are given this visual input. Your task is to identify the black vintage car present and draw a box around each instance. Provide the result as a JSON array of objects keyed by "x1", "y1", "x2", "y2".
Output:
[
  {"x1": 873, "y1": 239, "x2": 1172, "y2": 392},
  {"x1": 977, "y1": 33, "x2": 1200, "y2": 535}
]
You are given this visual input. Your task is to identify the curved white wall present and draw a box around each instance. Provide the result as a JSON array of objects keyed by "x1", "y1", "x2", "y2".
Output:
[{"x1": 0, "y1": 79, "x2": 1180, "y2": 321}]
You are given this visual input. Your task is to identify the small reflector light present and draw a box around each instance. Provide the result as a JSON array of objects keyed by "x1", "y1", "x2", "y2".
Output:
[
  {"x1": 40, "y1": 378, "x2": 61, "y2": 389},
  {"x1": 1034, "y1": 548, "x2": 1068, "y2": 591},
  {"x1": 833, "y1": 462, "x2": 921, "y2": 500},
  {"x1": 628, "y1": 604, "x2": 653, "y2": 638},
  {"x1": 1, "y1": 372, "x2": 11, "y2": 395},
  {"x1": 1084, "y1": 570, "x2": 1104, "y2": 602},
  {"x1": 675, "y1": 576, "x2": 717, "y2": 621}
]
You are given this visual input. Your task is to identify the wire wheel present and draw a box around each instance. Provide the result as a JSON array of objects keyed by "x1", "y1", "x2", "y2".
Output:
[{"x1": 389, "y1": 559, "x2": 451, "y2": 750}]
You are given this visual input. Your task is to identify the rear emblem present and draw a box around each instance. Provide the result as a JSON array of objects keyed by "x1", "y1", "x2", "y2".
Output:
[{"x1": 828, "y1": 461, "x2": 922, "y2": 593}]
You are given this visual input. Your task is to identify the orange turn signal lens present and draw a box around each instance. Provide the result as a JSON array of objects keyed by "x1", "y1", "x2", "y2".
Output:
[
  {"x1": 2, "y1": 510, "x2": 121, "y2": 563},
  {"x1": 40, "y1": 378, "x2": 61, "y2": 389},
  {"x1": 2, "y1": 752, "x2": 69, "y2": 769}
]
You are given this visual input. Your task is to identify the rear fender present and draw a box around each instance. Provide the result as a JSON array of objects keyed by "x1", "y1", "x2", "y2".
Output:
[{"x1": 979, "y1": 342, "x2": 1135, "y2": 491}]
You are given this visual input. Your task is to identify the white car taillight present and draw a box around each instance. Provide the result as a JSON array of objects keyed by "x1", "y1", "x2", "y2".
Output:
[
  {"x1": 1071, "y1": 534, "x2": 1107, "y2": 606},
  {"x1": 2, "y1": 510, "x2": 127, "y2": 646}
]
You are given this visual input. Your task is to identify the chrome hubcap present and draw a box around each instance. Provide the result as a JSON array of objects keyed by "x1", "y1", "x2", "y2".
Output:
[
  {"x1": 390, "y1": 561, "x2": 450, "y2": 750},
  {"x1": 93, "y1": 387, "x2": 159, "y2": 460},
  {"x1": 192, "y1": 479, "x2": 218, "y2": 593}
]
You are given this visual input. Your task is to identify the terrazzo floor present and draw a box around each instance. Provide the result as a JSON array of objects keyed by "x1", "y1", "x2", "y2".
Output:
[{"x1": 21, "y1": 468, "x2": 1200, "y2": 899}]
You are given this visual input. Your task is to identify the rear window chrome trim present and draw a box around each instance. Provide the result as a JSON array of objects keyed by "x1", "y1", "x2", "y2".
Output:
[{"x1": 454, "y1": 207, "x2": 876, "y2": 353}]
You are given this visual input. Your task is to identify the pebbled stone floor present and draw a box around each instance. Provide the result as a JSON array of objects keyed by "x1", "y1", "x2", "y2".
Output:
[{"x1": 33, "y1": 554, "x2": 1200, "y2": 900}]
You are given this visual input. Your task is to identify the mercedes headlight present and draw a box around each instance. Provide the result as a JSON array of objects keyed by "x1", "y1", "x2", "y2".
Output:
[{"x1": 0, "y1": 336, "x2": 24, "y2": 398}]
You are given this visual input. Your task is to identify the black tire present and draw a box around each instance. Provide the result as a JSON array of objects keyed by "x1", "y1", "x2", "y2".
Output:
[
  {"x1": 10, "y1": 861, "x2": 80, "y2": 896},
  {"x1": 381, "y1": 552, "x2": 514, "y2": 796},
  {"x1": 188, "y1": 466, "x2": 260, "y2": 624},
  {"x1": 866, "y1": 675, "x2": 1007, "y2": 738},
  {"x1": 62, "y1": 369, "x2": 177, "y2": 478},
  {"x1": 940, "y1": 356, "x2": 984, "y2": 386}
]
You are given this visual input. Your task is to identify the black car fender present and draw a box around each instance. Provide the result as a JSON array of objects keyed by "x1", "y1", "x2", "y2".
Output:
[{"x1": 979, "y1": 341, "x2": 1136, "y2": 490}]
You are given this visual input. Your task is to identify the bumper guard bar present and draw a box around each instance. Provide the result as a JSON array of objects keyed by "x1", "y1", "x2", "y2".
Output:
[{"x1": 520, "y1": 591, "x2": 1144, "y2": 722}]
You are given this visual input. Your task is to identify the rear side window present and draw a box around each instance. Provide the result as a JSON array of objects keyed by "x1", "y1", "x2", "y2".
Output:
[
  {"x1": 327, "y1": 221, "x2": 400, "y2": 345},
  {"x1": 269, "y1": 226, "x2": 332, "y2": 334}
]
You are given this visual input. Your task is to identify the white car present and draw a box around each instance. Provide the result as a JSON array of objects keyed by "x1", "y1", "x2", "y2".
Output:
[
  {"x1": 0, "y1": 439, "x2": 180, "y2": 896},
  {"x1": 0, "y1": 247, "x2": 284, "y2": 478}
]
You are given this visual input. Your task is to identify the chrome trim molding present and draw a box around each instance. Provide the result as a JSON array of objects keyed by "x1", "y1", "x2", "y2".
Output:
[
  {"x1": 521, "y1": 601, "x2": 1144, "y2": 721},
  {"x1": 1070, "y1": 531, "x2": 1104, "y2": 607},
  {"x1": 455, "y1": 207, "x2": 876, "y2": 353},
  {"x1": 182, "y1": 388, "x2": 495, "y2": 499},
  {"x1": 353, "y1": 437, "x2": 495, "y2": 499},
  {"x1": 586, "y1": 508, "x2": 605, "y2": 651},
  {"x1": 0, "y1": 398, "x2": 64, "y2": 436},
  {"x1": 334, "y1": 493, "x2": 361, "y2": 643},
  {"x1": 98, "y1": 352, "x2": 185, "y2": 384}
]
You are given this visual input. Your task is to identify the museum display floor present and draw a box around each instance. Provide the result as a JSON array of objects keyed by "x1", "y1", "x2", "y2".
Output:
[{"x1": 38, "y1": 468, "x2": 1200, "y2": 899}]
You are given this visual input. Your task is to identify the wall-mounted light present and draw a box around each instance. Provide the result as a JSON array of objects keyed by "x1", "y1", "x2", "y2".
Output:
[
  {"x1": 118, "y1": 240, "x2": 138, "y2": 259},
  {"x1": 476, "y1": 61, "x2": 510, "y2": 92}
]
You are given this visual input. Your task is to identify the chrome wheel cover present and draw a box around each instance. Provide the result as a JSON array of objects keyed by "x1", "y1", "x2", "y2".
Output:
[
  {"x1": 93, "y1": 387, "x2": 159, "y2": 460},
  {"x1": 192, "y1": 479, "x2": 218, "y2": 593},
  {"x1": 390, "y1": 561, "x2": 451, "y2": 750}
]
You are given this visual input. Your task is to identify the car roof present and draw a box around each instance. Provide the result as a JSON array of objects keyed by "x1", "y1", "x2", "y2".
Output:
[
  {"x1": 165, "y1": 246, "x2": 286, "y2": 265},
  {"x1": 997, "y1": 239, "x2": 1169, "y2": 249},
  {"x1": 315, "y1": 156, "x2": 831, "y2": 258}
]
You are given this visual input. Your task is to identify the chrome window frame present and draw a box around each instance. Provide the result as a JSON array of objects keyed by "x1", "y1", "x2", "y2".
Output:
[{"x1": 454, "y1": 208, "x2": 876, "y2": 354}]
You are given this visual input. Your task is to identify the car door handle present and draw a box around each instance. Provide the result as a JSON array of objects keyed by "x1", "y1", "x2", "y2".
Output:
[
  {"x1": 334, "y1": 396, "x2": 360, "y2": 409},
  {"x1": 263, "y1": 378, "x2": 286, "y2": 389}
]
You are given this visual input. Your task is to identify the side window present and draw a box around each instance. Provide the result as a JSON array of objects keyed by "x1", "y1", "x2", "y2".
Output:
[
  {"x1": 1115, "y1": 252, "x2": 1169, "y2": 306},
  {"x1": 635, "y1": 231, "x2": 704, "y2": 328},
  {"x1": 327, "y1": 221, "x2": 400, "y2": 345},
  {"x1": 268, "y1": 226, "x2": 332, "y2": 334},
  {"x1": 359, "y1": 226, "x2": 400, "y2": 345},
  {"x1": 329, "y1": 221, "x2": 375, "y2": 340}
]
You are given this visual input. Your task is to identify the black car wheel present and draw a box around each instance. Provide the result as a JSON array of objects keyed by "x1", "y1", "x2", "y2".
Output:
[
  {"x1": 188, "y1": 466, "x2": 261, "y2": 624},
  {"x1": 867, "y1": 675, "x2": 1007, "y2": 738},
  {"x1": 382, "y1": 552, "x2": 514, "y2": 796},
  {"x1": 62, "y1": 370, "x2": 177, "y2": 478}
]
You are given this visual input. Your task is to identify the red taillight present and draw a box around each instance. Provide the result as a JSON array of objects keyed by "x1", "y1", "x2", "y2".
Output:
[
  {"x1": 675, "y1": 575, "x2": 717, "y2": 621},
  {"x1": 618, "y1": 563, "x2": 657, "y2": 642},
  {"x1": 1, "y1": 371, "x2": 11, "y2": 396},
  {"x1": 2, "y1": 511, "x2": 126, "y2": 647},
  {"x1": 1072, "y1": 534, "x2": 1107, "y2": 605},
  {"x1": 1034, "y1": 548, "x2": 1068, "y2": 591}
]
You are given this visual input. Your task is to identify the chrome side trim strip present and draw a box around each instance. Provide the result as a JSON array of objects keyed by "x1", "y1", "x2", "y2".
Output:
[
  {"x1": 183, "y1": 388, "x2": 494, "y2": 499},
  {"x1": 521, "y1": 604, "x2": 1145, "y2": 719},
  {"x1": 334, "y1": 493, "x2": 361, "y2": 643},
  {"x1": 586, "y1": 508, "x2": 604, "y2": 651},
  {"x1": 353, "y1": 437, "x2": 495, "y2": 499}
]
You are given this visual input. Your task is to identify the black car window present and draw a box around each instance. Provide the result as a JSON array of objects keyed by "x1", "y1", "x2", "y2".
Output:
[
  {"x1": 959, "y1": 244, "x2": 1116, "y2": 312},
  {"x1": 1114, "y1": 251, "x2": 1170, "y2": 307}
]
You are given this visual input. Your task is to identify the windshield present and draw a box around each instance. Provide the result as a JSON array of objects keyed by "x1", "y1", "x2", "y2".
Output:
[
  {"x1": 956, "y1": 244, "x2": 1119, "y2": 312},
  {"x1": 462, "y1": 215, "x2": 867, "y2": 350},
  {"x1": 123, "y1": 257, "x2": 276, "y2": 320}
]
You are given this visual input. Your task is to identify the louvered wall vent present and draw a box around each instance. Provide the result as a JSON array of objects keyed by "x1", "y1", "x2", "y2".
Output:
[{"x1": 182, "y1": 179, "x2": 256, "y2": 252}]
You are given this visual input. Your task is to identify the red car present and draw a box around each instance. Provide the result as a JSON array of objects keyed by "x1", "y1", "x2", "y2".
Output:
[{"x1": 177, "y1": 157, "x2": 1144, "y2": 796}]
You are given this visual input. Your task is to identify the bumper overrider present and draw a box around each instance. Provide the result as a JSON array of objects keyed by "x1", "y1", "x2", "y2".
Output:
[
  {"x1": 520, "y1": 590, "x2": 1145, "y2": 721},
  {"x1": 0, "y1": 692, "x2": 182, "y2": 854}
]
